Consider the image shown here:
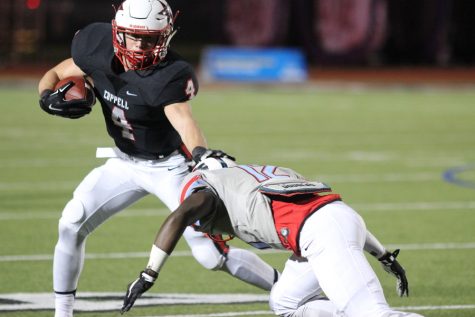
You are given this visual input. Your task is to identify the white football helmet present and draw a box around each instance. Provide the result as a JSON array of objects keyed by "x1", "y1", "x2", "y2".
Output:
[
  {"x1": 194, "y1": 157, "x2": 237, "y2": 171},
  {"x1": 112, "y1": 0, "x2": 176, "y2": 70}
]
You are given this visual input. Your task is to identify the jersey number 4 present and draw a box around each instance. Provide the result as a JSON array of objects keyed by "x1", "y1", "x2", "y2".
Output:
[
  {"x1": 185, "y1": 79, "x2": 196, "y2": 99},
  {"x1": 112, "y1": 107, "x2": 135, "y2": 141}
]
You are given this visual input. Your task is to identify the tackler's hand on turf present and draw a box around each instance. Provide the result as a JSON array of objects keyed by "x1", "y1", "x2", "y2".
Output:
[
  {"x1": 39, "y1": 82, "x2": 92, "y2": 119},
  {"x1": 379, "y1": 249, "x2": 409, "y2": 297},
  {"x1": 191, "y1": 146, "x2": 236, "y2": 164},
  {"x1": 121, "y1": 269, "x2": 158, "y2": 314}
]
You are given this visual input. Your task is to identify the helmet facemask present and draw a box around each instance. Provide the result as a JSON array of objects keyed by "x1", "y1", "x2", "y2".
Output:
[{"x1": 112, "y1": 0, "x2": 177, "y2": 70}]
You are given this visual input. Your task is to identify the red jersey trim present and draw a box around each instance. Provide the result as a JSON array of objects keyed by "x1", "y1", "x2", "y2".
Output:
[
  {"x1": 180, "y1": 175, "x2": 202, "y2": 203},
  {"x1": 271, "y1": 194, "x2": 342, "y2": 256},
  {"x1": 179, "y1": 143, "x2": 192, "y2": 160}
]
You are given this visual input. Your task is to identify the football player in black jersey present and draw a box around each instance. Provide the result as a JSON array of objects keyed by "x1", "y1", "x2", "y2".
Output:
[{"x1": 38, "y1": 1, "x2": 279, "y2": 316}]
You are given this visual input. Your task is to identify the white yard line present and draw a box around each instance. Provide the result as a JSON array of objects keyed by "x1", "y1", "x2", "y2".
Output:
[
  {"x1": 397, "y1": 304, "x2": 475, "y2": 311},
  {"x1": 352, "y1": 201, "x2": 475, "y2": 212},
  {"x1": 1, "y1": 200, "x2": 474, "y2": 221},
  {"x1": 140, "y1": 311, "x2": 272, "y2": 317},
  {"x1": 385, "y1": 242, "x2": 475, "y2": 251},
  {"x1": 1, "y1": 291, "x2": 474, "y2": 314},
  {"x1": 0, "y1": 171, "x2": 447, "y2": 192},
  {"x1": 1, "y1": 242, "x2": 475, "y2": 263},
  {"x1": 138, "y1": 304, "x2": 475, "y2": 317},
  {"x1": 0, "y1": 208, "x2": 170, "y2": 220}
]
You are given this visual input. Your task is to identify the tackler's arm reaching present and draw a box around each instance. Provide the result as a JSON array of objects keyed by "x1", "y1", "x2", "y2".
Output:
[
  {"x1": 120, "y1": 190, "x2": 219, "y2": 314},
  {"x1": 364, "y1": 230, "x2": 409, "y2": 297}
]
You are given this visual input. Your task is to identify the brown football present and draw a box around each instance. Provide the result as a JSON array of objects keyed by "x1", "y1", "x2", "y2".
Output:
[{"x1": 54, "y1": 76, "x2": 95, "y2": 105}]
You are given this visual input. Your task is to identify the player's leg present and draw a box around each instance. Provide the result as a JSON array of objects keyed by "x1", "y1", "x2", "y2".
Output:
[
  {"x1": 54, "y1": 158, "x2": 147, "y2": 317},
  {"x1": 290, "y1": 301, "x2": 339, "y2": 317},
  {"x1": 299, "y1": 201, "x2": 389, "y2": 317},
  {"x1": 224, "y1": 246, "x2": 280, "y2": 290},
  {"x1": 182, "y1": 227, "x2": 279, "y2": 290},
  {"x1": 300, "y1": 201, "x2": 424, "y2": 317},
  {"x1": 269, "y1": 255, "x2": 339, "y2": 317}
]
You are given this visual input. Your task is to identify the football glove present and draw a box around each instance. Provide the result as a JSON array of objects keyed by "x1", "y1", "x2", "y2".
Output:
[
  {"x1": 121, "y1": 269, "x2": 158, "y2": 314},
  {"x1": 39, "y1": 82, "x2": 92, "y2": 119},
  {"x1": 378, "y1": 249, "x2": 409, "y2": 297},
  {"x1": 191, "y1": 146, "x2": 236, "y2": 164}
]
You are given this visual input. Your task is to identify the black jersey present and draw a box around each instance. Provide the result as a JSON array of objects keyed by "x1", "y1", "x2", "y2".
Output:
[{"x1": 71, "y1": 23, "x2": 199, "y2": 159}]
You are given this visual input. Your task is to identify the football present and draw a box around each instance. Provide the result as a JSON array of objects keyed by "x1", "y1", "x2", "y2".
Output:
[{"x1": 54, "y1": 76, "x2": 96, "y2": 106}]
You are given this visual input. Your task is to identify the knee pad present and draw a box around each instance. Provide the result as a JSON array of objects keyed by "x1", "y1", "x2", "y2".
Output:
[
  {"x1": 58, "y1": 198, "x2": 87, "y2": 241},
  {"x1": 61, "y1": 199, "x2": 86, "y2": 224},
  {"x1": 190, "y1": 242, "x2": 227, "y2": 270}
]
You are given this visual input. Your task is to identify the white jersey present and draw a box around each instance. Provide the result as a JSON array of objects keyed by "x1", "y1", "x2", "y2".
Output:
[
  {"x1": 181, "y1": 165, "x2": 423, "y2": 317},
  {"x1": 180, "y1": 165, "x2": 305, "y2": 250}
]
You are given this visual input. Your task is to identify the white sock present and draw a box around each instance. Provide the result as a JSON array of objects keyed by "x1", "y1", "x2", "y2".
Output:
[{"x1": 54, "y1": 292, "x2": 75, "y2": 317}]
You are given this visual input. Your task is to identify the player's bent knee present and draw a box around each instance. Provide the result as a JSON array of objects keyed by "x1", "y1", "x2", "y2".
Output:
[
  {"x1": 58, "y1": 198, "x2": 87, "y2": 242},
  {"x1": 269, "y1": 282, "x2": 297, "y2": 317},
  {"x1": 61, "y1": 199, "x2": 86, "y2": 224},
  {"x1": 183, "y1": 227, "x2": 227, "y2": 270},
  {"x1": 191, "y1": 245, "x2": 226, "y2": 270}
]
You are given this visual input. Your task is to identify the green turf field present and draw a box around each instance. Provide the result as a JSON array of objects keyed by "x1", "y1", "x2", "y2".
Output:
[{"x1": 1, "y1": 83, "x2": 474, "y2": 317}]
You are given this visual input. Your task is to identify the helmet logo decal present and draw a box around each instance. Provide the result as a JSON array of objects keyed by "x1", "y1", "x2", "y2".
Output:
[{"x1": 128, "y1": 25, "x2": 147, "y2": 29}]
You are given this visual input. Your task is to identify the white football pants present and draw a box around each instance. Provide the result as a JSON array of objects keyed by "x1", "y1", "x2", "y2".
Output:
[
  {"x1": 270, "y1": 201, "x2": 423, "y2": 317},
  {"x1": 53, "y1": 152, "x2": 276, "y2": 316}
]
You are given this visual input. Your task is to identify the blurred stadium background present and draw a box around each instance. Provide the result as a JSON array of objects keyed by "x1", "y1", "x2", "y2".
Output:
[
  {"x1": 1, "y1": 0, "x2": 475, "y2": 76},
  {"x1": 1, "y1": 1, "x2": 475, "y2": 317}
]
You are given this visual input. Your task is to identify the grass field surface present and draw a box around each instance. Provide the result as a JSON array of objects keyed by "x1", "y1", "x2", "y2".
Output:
[{"x1": 0, "y1": 82, "x2": 474, "y2": 317}]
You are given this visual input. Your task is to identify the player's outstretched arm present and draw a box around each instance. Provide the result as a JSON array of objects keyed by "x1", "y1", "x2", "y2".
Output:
[
  {"x1": 364, "y1": 230, "x2": 387, "y2": 258},
  {"x1": 121, "y1": 191, "x2": 219, "y2": 314},
  {"x1": 154, "y1": 190, "x2": 219, "y2": 253},
  {"x1": 378, "y1": 249, "x2": 409, "y2": 297},
  {"x1": 364, "y1": 230, "x2": 409, "y2": 297},
  {"x1": 164, "y1": 102, "x2": 208, "y2": 152}
]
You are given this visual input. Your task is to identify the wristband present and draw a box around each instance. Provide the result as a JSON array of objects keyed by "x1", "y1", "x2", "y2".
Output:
[
  {"x1": 146, "y1": 245, "x2": 169, "y2": 273},
  {"x1": 141, "y1": 270, "x2": 157, "y2": 282}
]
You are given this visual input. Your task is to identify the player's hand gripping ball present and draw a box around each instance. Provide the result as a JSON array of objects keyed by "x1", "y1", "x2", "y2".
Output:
[{"x1": 39, "y1": 76, "x2": 96, "y2": 119}]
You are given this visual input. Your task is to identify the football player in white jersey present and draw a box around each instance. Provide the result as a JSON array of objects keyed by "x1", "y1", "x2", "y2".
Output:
[{"x1": 120, "y1": 158, "x2": 424, "y2": 317}]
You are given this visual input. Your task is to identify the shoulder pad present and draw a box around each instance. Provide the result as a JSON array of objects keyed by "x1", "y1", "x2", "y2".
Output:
[
  {"x1": 258, "y1": 180, "x2": 331, "y2": 197},
  {"x1": 71, "y1": 23, "x2": 113, "y2": 74},
  {"x1": 139, "y1": 60, "x2": 198, "y2": 106}
]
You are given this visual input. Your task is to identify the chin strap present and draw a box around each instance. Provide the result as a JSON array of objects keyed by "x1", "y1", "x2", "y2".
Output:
[{"x1": 206, "y1": 233, "x2": 235, "y2": 243}]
